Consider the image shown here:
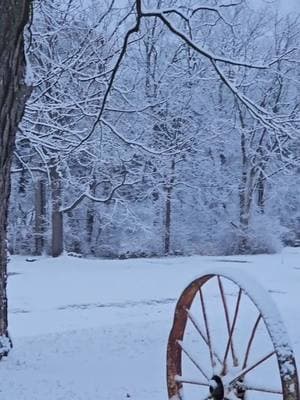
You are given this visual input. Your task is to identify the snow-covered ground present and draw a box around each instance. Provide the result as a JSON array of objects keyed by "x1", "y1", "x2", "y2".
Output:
[{"x1": 0, "y1": 248, "x2": 300, "y2": 399}]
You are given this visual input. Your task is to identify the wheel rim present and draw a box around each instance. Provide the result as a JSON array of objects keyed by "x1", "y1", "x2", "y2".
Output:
[{"x1": 167, "y1": 269, "x2": 299, "y2": 400}]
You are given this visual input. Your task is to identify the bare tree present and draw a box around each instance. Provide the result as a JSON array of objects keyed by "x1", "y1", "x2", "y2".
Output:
[{"x1": 0, "y1": 0, "x2": 32, "y2": 354}]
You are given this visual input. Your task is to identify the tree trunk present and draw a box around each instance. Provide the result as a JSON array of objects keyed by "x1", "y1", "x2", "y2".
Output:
[
  {"x1": 86, "y1": 178, "x2": 96, "y2": 255},
  {"x1": 164, "y1": 159, "x2": 175, "y2": 256},
  {"x1": 238, "y1": 182, "x2": 251, "y2": 254},
  {"x1": 237, "y1": 110, "x2": 255, "y2": 254},
  {"x1": 50, "y1": 164, "x2": 63, "y2": 257},
  {"x1": 257, "y1": 171, "x2": 265, "y2": 214},
  {"x1": 0, "y1": 0, "x2": 32, "y2": 353},
  {"x1": 34, "y1": 180, "x2": 46, "y2": 255},
  {"x1": 86, "y1": 208, "x2": 94, "y2": 250}
]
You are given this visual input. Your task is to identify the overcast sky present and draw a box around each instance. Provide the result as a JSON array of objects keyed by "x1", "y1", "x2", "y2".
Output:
[
  {"x1": 251, "y1": 0, "x2": 300, "y2": 12},
  {"x1": 279, "y1": 0, "x2": 300, "y2": 11}
]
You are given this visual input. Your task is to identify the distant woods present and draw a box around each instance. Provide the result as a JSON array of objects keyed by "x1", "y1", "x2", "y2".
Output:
[{"x1": 9, "y1": 0, "x2": 300, "y2": 258}]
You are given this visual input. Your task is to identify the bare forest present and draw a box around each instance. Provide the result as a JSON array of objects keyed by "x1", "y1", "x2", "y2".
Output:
[
  {"x1": 0, "y1": 1, "x2": 300, "y2": 394},
  {"x1": 9, "y1": 0, "x2": 300, "y2": 259}
]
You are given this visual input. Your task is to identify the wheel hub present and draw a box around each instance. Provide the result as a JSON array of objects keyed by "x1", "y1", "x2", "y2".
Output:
[
  {"x1": 209, "y1": 376, "x2": 224, "y2": 400},
  {"x1": 209, "y1": 376, "x2": 245, "y2": 400}
]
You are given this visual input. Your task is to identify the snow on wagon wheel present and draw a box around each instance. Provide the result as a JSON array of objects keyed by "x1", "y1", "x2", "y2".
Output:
[{"x1": 167, "y1": 268, "x2": 299, "y2": 400}]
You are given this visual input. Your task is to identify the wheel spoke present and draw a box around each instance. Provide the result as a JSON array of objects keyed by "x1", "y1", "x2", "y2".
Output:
[
  {"x1": 175, "y1": 375, "x2": 209, "y2": 387},
  {"x1": 242, "y1": 314, "x2": 262, "y2": 369},
  {"x1": 226, "y1": 351, "x2": 275, "y2": 385},
  {"x1": 177, "y1": 340, "x2": 210, "y2": 381},
  {"x1": 186, "y1": 308, "x2": 223, "y2": 365},
  {"x1": 217, "y1": 276, "x2": 238, "y2": 368},
  {"x1": 199, "y1": 288, "x2": 215, "y2": 369},
  {"x1": 222, "y1": 288, "x2": 242, "y2": 373},
  {"x1": 244, "y1": 384, "x2": 282, "y2": 395}
]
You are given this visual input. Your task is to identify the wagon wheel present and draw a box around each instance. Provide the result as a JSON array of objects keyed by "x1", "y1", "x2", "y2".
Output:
[{"x1": 167, "y1": 268, "x2": 299, "y2": 400}]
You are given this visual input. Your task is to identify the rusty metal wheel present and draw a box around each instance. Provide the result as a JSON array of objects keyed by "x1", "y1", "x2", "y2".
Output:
[{"x1": 167, "y1": 268, "x2": 299, "y2": 400}]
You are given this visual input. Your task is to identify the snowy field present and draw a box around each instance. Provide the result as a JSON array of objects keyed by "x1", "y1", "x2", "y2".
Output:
[{"x1": 0, "y1": 248, "x2": 300, "y2": 399}]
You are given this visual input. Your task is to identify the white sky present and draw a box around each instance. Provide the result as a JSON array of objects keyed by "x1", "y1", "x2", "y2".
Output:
[
  {"x1": 280, "y1": 0, "x2": 300, "y2": 10},
  {"x1": 251, "y1": 0, "x2": 300, "y2": 12}
]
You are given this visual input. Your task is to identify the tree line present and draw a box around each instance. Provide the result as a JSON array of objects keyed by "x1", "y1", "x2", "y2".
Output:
[{"x1": 9, "y1": 0, "x2": 300, "y2": 259}]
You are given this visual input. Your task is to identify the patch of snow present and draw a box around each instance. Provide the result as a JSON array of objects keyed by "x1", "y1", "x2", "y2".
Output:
[{"x1": 0, "y1": 249, "x2": 298, "y2": 399}]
